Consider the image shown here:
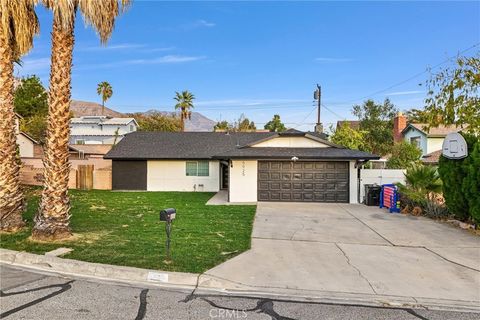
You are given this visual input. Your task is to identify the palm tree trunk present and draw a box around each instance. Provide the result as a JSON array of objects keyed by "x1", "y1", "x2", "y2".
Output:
[
  {"x1": 0, "y1": 31, "x2": 25, "y2": 232},
  {"x1": 32, "y1": 13, "x2": 75, "y2": 241}
]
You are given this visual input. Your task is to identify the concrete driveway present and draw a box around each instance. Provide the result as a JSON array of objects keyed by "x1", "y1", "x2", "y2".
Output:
[{"x1": 199, "y1": 202, "x2": 480, "y2": 310}]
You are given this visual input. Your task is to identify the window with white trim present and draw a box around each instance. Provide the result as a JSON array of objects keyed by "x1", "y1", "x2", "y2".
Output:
[
  {"x1": 410, "y1": 136, "x2": 421, "y2": 148},
  {"x1": 186, "y1": 161, "x2": 209, "y2": 176}
]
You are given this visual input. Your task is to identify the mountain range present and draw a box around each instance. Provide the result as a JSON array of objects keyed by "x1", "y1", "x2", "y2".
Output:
[{"x1": 70, "y1": 100, "x2": 216, "y2": 132}]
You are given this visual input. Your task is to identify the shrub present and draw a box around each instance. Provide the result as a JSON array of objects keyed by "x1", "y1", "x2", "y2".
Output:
[
  {"x1": 397, "y1": 165, "x2": 448, "y2": 219},
  {"x1": 386, "y1": 141, "x2": 422, "y2": 169},
  {"x1": 463, "y1": 141, "x2": 480, "y2": 224},
  {"x1": 438, "y1": 133, "x2": 478, "y2": 222}
]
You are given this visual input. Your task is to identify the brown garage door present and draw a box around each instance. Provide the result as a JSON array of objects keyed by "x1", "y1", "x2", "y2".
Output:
[{"x1": 257, "y1": 161, "x2": 349, "y2": 202}]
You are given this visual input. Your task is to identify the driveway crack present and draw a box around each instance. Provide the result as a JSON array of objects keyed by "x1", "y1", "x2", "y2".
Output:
[
  {"x1": 335, "y1": 244, "x2": 378, "y2": 295},
  {"x1": 290, "y1": 223, "x2": 305, "y2": 240}
]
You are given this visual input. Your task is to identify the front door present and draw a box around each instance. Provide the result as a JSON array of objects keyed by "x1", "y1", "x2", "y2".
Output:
[{"x1": 221, "y1": 163, "x2": 229, "y2": 189}]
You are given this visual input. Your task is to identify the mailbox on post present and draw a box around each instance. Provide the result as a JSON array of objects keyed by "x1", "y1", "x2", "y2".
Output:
[
  {"x1": 159, "y1": 208, "x2": 176, "y2": 260},
  {"x1": 160, "y1": 208, "x2": 176, "y2": 221}
]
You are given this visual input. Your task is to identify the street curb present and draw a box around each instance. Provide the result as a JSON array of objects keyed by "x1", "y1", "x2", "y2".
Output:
[
  {"x1": 196, "y1": 273, "x2": 480, "y2": 313},
  {"x1": 0, "y1": 248, "x2": 199, "y2": 291},
  {"x1": 2, "y1": 248, "x2": 479, "y2": 313}
]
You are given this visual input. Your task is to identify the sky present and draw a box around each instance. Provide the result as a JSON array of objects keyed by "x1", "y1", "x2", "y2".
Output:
[{"x1": 16, "y1": 0, "x2": 480, "y2": 132}]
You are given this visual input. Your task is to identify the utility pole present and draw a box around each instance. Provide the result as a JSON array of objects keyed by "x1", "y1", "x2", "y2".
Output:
[{"x1": 314, "y1": 84, "x2": 323, "y2": 133}]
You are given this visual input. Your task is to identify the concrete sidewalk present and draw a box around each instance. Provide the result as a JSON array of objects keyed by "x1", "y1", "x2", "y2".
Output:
[{"x1": 198, "y1": 202, "x2": 480, "y2": 311}]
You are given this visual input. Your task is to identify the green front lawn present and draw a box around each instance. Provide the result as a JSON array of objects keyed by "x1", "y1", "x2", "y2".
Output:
[{"x1": 0, "y1": 188, "x2": 256, "y2": 273}]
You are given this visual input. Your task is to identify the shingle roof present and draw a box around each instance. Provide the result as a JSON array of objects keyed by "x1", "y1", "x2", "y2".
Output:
[
  {"x1": 421, "y1": 150, "x2": 442, "y2": 165},
  {"x1": 403, "y1": 123, "x2": 464, "y2": 137},
  {"x1": 105, "y1": 131, "x2": 379, "y2": 160},
  {"x1": 336, "y1": 120, "x2": 361, "y2": 130}
]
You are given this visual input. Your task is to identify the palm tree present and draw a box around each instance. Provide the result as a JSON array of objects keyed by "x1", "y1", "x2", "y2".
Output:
[
  {"x1": 174, "y1": 91, "x2": 195, "y2": 131},
  {"x1": 97, "y1": 81, "x2": 113, "y2": 116},
  {"x1": 397, "y1": 165, "x2": 442, "y2": 203},
  {"x1": 0, "y1": 0, "x2": 39, "y2": 232},
  {"x1": 33, "y1": 0, "x2": 130, "y2": 241}
]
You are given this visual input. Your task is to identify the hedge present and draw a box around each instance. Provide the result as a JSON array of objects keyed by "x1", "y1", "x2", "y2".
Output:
[{"x1": 438, "y1": 133, "x2": 480, "y2": 224}]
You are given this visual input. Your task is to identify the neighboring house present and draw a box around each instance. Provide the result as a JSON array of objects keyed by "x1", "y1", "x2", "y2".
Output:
[
  {"x1": 393, "y1": 113, "x2": 464, "y2": 157},
  {"x1": 14, "y1": 113, "x2": 41, "y2": 158},
  {"x1": 69, "y1": 144, "x2": 113, "y2": 160},
  {"x1": 336, "y1": 120, "x2": 360, "y2": 130},
  {"x1": 70, "y1": 116, "x2": 138, "y2": 145},
  {"x1": 104, "y1": 129, "x2": 379, "y2": 203}
]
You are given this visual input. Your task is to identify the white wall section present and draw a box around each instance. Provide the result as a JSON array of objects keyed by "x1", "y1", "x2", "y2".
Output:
[
  {"x1": 229, "y1": 160, "x2": 258, "y2": 202},
  {"x1": 147, "y1": 160, "x2": 220, "y2": 192}
]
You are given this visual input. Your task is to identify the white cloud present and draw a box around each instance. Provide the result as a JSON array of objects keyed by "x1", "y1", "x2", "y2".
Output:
[
  {"x1": 314, "y1": 57, "x2": 353, "y2": 63},
  {"x1": 16, "y1": 57, "x2": 50, "y2": 73},
  {"x1": 196, "y1": 19, "x2": 216, "y2": 28},
  {"x1": 386, "y1": 90, "x2": 423, "y2": 96},
  {"x1": 78, "y1": 43, "x2": 147, "y2": 51},
  {"x1": 128, "y1": 55, "x2": 206, "y2": 64}
]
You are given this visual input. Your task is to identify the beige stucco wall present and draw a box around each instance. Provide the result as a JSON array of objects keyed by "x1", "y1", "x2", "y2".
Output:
[
  {"x1": 427, "y1": 137, "x2": 444, "y2": 154},
  {"x1": 229, "y1": 160, "x2": 258, "y2": 203},
  {"x1": 251, "y1": 137, "x2": 329, "y2": 148},
  {"x1": 17, "y1": 134, "x2": 34, "y2": 158},
  {"x1": 147, "y1": 160, "x2": 220, "y2": 192}
]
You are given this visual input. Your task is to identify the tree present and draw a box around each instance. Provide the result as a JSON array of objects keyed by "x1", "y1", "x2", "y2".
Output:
[
  {"x1": 214, "y1": 120, "x2": 231, "y2": 131},
  {"x1": 236, "y1": 114, "x2": 256, "y2": 132},
  {"x1": 405, "y1": 108, "x2": 429, "y2": 123},
  {"x1": 386, "y1": 141, "x2": 422, "y2": 169},
  {"x1": 438, "y1": 133, "x2": 477, "y2": 221},
  {"x1": 34, "y1": 0, "x2": 131, "y2": 241},
  {"x1": 20, "y1": 114, "x2": 47, "y2": 143},
  {"x1": 0, "y1": 0, "x2": 39, "y2": 232},
  {"x1": 14, "y1": 75, "x2": 48, "y2": 118},
  {"x1": 424, "y1": 55, "x2": 479, "y2": 134},
  {"x1": 96, "y1": 81, "x2": 113, "y2": 116},
  {"x1": 329, "y1": 122, "x2": 367, "y2": 150},
  {"x1": 264, "y1": 114, "x2": 286, "y2": 132},
  {"x1": 463, "y1": 141, "x2": 480, "y2": 224},
  {"x1": 174, "y1": 90, "x2": 195, "y2": 131},
  {"x1": 133, "y1": 112, "x2": 182, "y2": 132},
  {"x1": 352, "y1": 99, "x2": 398, "y2": 156}
]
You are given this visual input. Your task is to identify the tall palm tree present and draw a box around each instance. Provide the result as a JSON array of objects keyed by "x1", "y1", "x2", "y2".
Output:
[
  {"x1": 97, "y1": 81, "x2": 113, "y2": 116},
  {"x1": 33, "y1": 0, "x2": 130, "y2": 241},
  {"x1": 0, "y1": 0, "x2": 39, "y2": 232},
  {"x1": 174, "y1": 91, "x2": 195, "y2": 131}
]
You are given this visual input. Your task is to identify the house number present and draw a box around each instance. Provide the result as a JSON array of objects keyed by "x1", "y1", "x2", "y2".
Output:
[{"x1": 242, "y1": 161, "x2": 246, "y2": 176}]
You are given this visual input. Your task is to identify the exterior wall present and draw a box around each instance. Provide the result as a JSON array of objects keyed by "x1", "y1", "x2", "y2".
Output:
[
  {"x1": 70, "y1": 135, "x2": 121, "y2": 145},
  {"x1": 70, "y1": 120, "x2": 136, "y2": 144},
  {"x1": 359, "y1": 169, "x2": 406, "y2": 202},
  {"x1": 17, "y1": 134, "x2": 34, "y2": 157},
  {"x1": 251, "y1": 137, "x2": 329, "y2": 148},
  {"x1": 403, "y1": 128, "x2": 427, "y2": 155},
  {"x1": 147, "y1": 160, "x2": 220, "y2": 192},
  {"x1": 427, "y1": 137, "x2": 445, "y2": 154},
  {"x1": 229, "y1": 160, "x2": 258, "y2": 203},
  {"x1": 349, "y1": 161, "x2": 358, "y2": 204}
]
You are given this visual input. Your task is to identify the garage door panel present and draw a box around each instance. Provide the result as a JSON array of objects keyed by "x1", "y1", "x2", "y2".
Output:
[{"x1": 258, "y1": 161, "x2": 349, "y2": 203}]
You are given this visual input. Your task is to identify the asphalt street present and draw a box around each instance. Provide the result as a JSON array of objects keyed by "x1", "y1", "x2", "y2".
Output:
[{"x1": 1, "y1": 264, "x2": 478, "y2": 320}]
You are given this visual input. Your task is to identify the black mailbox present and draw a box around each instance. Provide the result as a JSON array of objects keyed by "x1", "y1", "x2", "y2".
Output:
[{"x1": 160, "y1": 208, "x2": 176, "y2": 221}]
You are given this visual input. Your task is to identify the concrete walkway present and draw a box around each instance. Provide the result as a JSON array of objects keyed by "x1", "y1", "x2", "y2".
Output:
[{"x1": 199, "y1": 202, "x2": 480, "y2": 310}]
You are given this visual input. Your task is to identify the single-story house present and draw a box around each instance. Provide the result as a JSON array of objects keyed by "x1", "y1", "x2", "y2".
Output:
[{"x1": 104, "y1": 129, "x2": 379, "y2": 203}]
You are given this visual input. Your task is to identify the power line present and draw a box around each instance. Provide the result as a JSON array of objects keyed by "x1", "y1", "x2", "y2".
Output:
[
  {"x1": 294, "y1": 105, "x2": 317, "y2": 129},
  {"x1": 321, "y1": 103, "x2": 345, "y2": 120},
  {"x1": 339, "y1": 42, "x2": 480, "y2": 105}
]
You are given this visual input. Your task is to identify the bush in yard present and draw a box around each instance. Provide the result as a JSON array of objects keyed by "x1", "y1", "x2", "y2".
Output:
[
  {"x1": 463, "y1": 141, "x2": 480, "y2": 224},
  {"x1": 386, "y1": 141, "x2": 422, "y2": 169},
  {"x1": 438, "y1": 133, "x2": 478, "y2": 222},
  {"x1": 397, "y1": 165, "x2": 447, "y2": 219}
]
